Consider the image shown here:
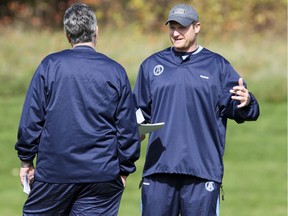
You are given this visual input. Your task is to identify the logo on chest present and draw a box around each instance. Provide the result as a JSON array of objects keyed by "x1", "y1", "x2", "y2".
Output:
[{"x1": 153, "y1": 65, "x2": 164, "y2": 76}]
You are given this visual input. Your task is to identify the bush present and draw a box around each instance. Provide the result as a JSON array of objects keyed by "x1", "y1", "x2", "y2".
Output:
[{"x1": 0, "y1": 26, "x2": 286, "y2": 102}]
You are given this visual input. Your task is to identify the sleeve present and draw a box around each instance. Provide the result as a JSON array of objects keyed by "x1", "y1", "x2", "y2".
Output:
[
  {"x1": 115, "y1": 71, "x2": 140, "y2": 176},
  {"x1": 15, "y1": 62, "x2": 47, "y2": 162},
  {"x1": 219, "y1": 60, "x2": 260, "y2": 123},
  {"x1": 133, "y1": 64, "x2": 152, "y2": 122}
]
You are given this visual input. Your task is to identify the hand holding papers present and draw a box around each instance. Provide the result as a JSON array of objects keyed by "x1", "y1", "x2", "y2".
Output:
[
  {"x1": 23, "y1": 173, "x2": 31, "y2": 195},
  {"x1": 136, "y1": 108, "x2": 165, "y2": 134}
]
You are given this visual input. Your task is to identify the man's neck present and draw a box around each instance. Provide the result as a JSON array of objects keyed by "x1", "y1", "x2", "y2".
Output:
[{"x1": 73, "y1": 42, "x2": 95, "y2": 48}]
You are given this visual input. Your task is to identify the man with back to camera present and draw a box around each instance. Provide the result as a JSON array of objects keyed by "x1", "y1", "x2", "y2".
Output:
[
  {"x1": 133, "y1": 4, "x2": 260, "y2": 216},
  {"x1": 15, "y1": 3, "x2": 140, "y2": 215}
]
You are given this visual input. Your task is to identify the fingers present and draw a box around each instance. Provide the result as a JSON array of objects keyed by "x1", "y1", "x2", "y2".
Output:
[
  {"x1": 231, "y1": 95, "x2": 248, "y2": 108},
  {"x1": 231, "y1": 78, "x2": 245, "y2": 93},
  {"x1": 231, "y1": 91, "x2": 250, "y2": 108},
  {"x1": 28, "y1": 169, "x2": 35, "y2": 184},
  {"x1": 20, "y1": 167, "x2": 29, "y2": 186},
  {"x1": 120, "y1": 175, "x2": 127, "y2": 187},
  {"x1": 20, "y1": 167, "x2": 35, "y2": 186},
  {"x1": 140, "y1": 134, "x2": 146, "y2": 141},
  {"x1": 238, "y1": 77, "x2": 244, "y2": 87},
  {"x1": 230, "y1": 78, "x2": 250, "y2": 108}
]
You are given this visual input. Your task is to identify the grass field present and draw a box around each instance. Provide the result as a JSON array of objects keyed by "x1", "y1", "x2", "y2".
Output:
[
  {"x1": 0, "y1": 98, "x2": 286, "y2": 216},
  {"x1": 0, "y1": 26, "x2": 286, "y2": 215}
]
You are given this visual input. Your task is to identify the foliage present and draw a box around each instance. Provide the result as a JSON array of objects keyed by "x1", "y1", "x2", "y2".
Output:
[
  {"x1": 0, "y1": 0, "x2": 68, "y2": 28},
  {"x1": 0, "y1": 0, "x2": 286, "y2": 35},
  {"x1": 0, "y1": 26, "x2": 286, "y2": 102}
]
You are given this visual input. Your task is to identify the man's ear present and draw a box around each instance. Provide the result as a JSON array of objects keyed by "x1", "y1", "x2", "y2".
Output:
[
  {"x1": 195, "y1": 22, "x2": 201, "y2": 33},
  {"x1": 95, "y1": 26, "x2": 99, "y2": 38},
  {"x1": 93, "y1": 26, "x2": 98, "y2": 45}
]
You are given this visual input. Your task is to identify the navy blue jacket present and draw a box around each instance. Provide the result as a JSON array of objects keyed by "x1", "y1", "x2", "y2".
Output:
[
  {"x1": 15, "y1": 45, "x2": 140, "y2": 183},
  {"x1": 133, "y1": 46, "x2": 259, "y2": 183}
]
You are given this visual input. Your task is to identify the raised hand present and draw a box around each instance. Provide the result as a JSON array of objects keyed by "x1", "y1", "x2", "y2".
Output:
[{"x1": 230, "y1": 78, "x2": 251, "y2": 108}]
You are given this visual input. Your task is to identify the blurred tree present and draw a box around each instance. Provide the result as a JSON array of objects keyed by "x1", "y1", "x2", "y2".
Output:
[
  {"x1": 0, "y1": 0, "x2": 286, "y2": 35},
  {"x1": 0, "y1": 0, "x2": 71, "y2": 28}
]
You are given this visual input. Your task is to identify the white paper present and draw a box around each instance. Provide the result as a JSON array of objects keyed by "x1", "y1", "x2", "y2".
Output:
[
  {"x1": 23, "y1": 174, "x2": 31, "y2": 195},
  {"x1": 136, "y1": 108, "x2": 145, "y2": 124},
  {"x1": 135, "y1": 108, "x2": 164, "y2": 134},
  {"x1": 138, "y1": 122, "x2": 165, "y2": 134}
]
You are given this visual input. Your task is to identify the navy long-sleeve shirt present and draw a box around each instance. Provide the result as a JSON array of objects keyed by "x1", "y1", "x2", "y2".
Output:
[
  {"x1": 15, "y1": 45, "x2": 140, "y2": 183},
  {"x1": 133, "y1": 46, "x2": 259, "y2": 183}
]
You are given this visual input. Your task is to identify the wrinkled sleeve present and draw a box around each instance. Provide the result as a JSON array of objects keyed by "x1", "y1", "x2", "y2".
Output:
[
  {"x1": 219, "y1": 60, "x2": 260, "y2": 123},
  {"x1": 116, "y1": 72, "x2": 140, "y2": 176},
  {"x1": 15, "y1": 63, "x2": 47, "y2": 162}
]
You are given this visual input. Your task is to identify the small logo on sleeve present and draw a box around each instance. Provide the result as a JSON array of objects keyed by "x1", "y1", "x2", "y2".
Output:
[
  {"x1": 153, "y1": 65, "x2": 164, "y2": 76},
  {"x1": 143, "y1": 182, "x2": 150, "y2": 186},
  {"x1": 200, "y1": 75, "x2": 209, "y2": 79}
]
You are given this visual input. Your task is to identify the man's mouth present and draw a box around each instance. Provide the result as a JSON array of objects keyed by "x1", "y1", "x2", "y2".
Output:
[{"x1": 173, "y1": 38, "x2": 183, "y2": 43}]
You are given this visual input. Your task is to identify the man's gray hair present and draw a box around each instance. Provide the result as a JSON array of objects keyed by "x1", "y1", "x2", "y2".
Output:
[{"x1": 63, "y1": 4, "x2": 97, "y2": 45}]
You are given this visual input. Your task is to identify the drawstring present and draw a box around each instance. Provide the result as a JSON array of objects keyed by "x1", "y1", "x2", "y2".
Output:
[
  {"x1": 139, "y1": 178, "x2": 143, "y2": 189},
  {"x1": 220, "y1": 185, "x2": 225, "y2": 201}
]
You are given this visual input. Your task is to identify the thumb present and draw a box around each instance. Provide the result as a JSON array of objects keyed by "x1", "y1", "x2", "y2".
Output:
[{"x1": 238, "y1": 77, "x2": 244, "y2": 86}]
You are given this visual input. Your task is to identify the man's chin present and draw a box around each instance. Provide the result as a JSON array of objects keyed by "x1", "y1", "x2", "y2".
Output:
[
  {"x1": 173, "y1": 45, "x2": 186, "y2": 52},
  {"x1": 173, "y1": 44, "x2": 182, "y2": 48}
]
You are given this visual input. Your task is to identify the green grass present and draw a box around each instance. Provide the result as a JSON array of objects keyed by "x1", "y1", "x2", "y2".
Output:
[
  {"x1": 221, "y1": 102, "x2": 287, "y2": 216},
  {"x1": 1, "y1": 97, "x2": 286, "y2": 216},
  {"x1": 0, "y1": 96, "x2": 27, "y2": 216},
  {"x1": 0, "y1": 26, "x2": 286, "y2": 215}
]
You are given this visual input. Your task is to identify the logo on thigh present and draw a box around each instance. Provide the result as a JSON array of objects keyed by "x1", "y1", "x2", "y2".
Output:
[{"x1": 205, "y1": 181, "x2": 215, "y2": 192}]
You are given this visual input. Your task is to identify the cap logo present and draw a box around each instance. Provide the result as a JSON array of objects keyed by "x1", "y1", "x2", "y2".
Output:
[{"x1": 173, "y1": 8, "x2": 185, "y2": 15}]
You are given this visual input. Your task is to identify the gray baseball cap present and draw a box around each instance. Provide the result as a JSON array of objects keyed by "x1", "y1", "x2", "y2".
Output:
[{"x1": 165, "y1": 4, "x2": 199, "y2": 26}]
